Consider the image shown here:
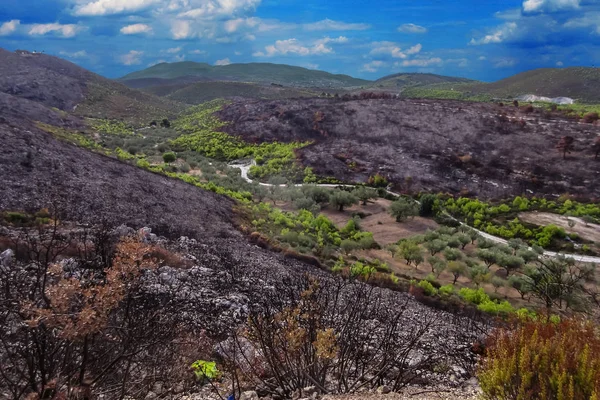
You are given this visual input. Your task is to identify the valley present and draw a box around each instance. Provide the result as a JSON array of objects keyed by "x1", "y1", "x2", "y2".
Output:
[{"x1": 1, "y1": 48, "x2": 599, "y2": 400}]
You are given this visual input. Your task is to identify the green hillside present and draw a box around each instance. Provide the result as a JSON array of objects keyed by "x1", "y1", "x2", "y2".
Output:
[
  {"x1": 121, "y1": 61, "x2": 371, "y2": 88},
  {"x1": 466, "y1": 67, "x2": 600, "y2": 102},
  {"x1": 374, "y1": 72, "x2": 475, "y2": 89},
  {"x1": 148, "y1": 81, "x2": 319, "y2": 104},
  {"x1": 400, "y1": 67, "x2": 600, "y2": 103}
]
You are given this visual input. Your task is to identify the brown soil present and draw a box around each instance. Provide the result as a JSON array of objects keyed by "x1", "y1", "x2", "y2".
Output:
[
  {"x1": 320, "y1": 199, "x2": 439, "y2": 245},
  {"x1": 519, "y1": 211, "x2": 600, "y2": 244}
]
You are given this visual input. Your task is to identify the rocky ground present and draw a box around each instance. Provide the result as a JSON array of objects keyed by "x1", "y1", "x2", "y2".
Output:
[{"x1": 218, "y1": 97, "x2": 600, "y2": 199}]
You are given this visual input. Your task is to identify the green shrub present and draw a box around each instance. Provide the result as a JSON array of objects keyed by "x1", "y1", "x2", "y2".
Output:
[
  {"x1": 458, "y1": 287, "x2": 490, "y2": 305},
  {"x1": 477, "y1": 300, "x2": 514, "y2": 316},
  {"x1": 418, "y1": 280, "x2": 438, "y2": 296},
  {"x1": 191, "y1": 360, "x2": 220, "y2": 381},
  {"x1": 163, "y1": 151, "x2": 177, "y2": 163},
  {"x1": 439, "y1": 284, "x2": 455, "y2": 296}
]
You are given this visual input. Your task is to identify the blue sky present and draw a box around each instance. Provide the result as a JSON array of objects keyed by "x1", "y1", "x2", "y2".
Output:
[{"x1": 1, "y1": 0, "x2": 599, "y2": 81}]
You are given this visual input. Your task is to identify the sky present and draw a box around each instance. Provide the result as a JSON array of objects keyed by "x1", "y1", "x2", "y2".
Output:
[{"x1": 1, "y1": 0, "x2": 599, "y2": 81}]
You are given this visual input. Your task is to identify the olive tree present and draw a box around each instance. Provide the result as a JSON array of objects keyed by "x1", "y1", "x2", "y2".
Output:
[{"x1": 389, "y1": 198, "x2": 419, "y2": 222}]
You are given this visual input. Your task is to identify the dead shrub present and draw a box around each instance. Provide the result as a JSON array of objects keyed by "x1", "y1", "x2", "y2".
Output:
[
  {"x1": 583, "y1": 112, "x2": 599, "y2": 124},
  {"x1": 220, "y1": 275, "x2": 451, "y2": 397}
]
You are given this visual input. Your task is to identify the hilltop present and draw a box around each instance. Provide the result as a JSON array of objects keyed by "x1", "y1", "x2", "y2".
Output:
[
  {"x1": 144, "y1": 81, "x2": 320, "y2": 104},
  {"x1": 120, "y1": 61, "x2": 370, "y2": 88},
  {"x1": 466, "y1": 67, "x2": 600, "y2": 102},
  {"x1": 401, "y1": 67, "x2": 600, "y2": 103},
  {"x1": 0, "y1": 49, "x2": 184, "y2": 125},
  {"x1": 374, "y1": 72, "x2": 475, "y2": 89}
]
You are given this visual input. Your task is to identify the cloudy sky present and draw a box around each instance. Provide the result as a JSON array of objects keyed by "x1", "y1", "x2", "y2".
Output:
[{"x1": 0, "y1": 0, "x2": 599, "y2": 81}]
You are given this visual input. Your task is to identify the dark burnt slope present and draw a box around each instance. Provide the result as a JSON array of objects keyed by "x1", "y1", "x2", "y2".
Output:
[
  {"x1": 0, "y1": 48, "x2": 183, "y2": 123},
  {"x1": 219, "y1": 98, "x2": 600, "y2": 199},
  {"x1": 0, "y1": 114, "x2": 235, "y2": 239}
]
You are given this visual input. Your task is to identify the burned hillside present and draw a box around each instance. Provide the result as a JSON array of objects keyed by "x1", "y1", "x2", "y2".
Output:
[{"x1": 218, "y1": 98, "x2": 600, "y2": 199}]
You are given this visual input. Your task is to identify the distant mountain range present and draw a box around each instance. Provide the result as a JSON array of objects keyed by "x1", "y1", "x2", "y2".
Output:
[
  {"x1": 121, "y1": 61, "x2": 600, "y2": 104},
  {"x1": 120, "y1": 61, "x2": 370, "y2": 89}
]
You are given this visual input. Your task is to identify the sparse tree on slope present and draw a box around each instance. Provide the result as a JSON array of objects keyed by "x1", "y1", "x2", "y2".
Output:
[
  {"x1": 330, "y1": 190, "x2": 358, "y2": 212},
  {"x1": 389, "y1": 197, "x2": 419, "y2": 222},
  {"x1": 352, "y1": 186, "x2": 378, "y2": 205}
]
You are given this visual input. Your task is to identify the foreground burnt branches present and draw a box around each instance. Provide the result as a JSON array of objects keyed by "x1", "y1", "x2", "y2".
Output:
[
  {"x1": 218, "y1": 275, "x2": 481, "y2": 398},
  {"x1": 0, "y1": 221, "x2": 207, "y2": 399}
]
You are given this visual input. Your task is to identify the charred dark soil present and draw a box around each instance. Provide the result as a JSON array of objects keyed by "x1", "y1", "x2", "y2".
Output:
[{"x1": 218, "y1": 98, "x2": 600, "y2": 199}]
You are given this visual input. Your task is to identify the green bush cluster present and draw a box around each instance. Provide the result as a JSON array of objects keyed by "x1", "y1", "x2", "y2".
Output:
[
  {"x1": 443, "y1": 196, "x2": 599, "y2": 249},
  {"x1": 250, "y1": 203, "x2": 376, "y2": 256},
  {"x1": 170, "y1": 100, "x2": 310, "y2": 181},
  {"x1": 91, "y1": 119, "x2": 135, "y2": 136}
]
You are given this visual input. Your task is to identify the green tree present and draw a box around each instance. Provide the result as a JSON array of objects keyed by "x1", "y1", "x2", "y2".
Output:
[
  {"x1": 389, "y1": 198, "x2": 419, "y2": 222},
  {"x1": 469, "y1": 264, "x2": 491, "y2": 287},
  {"x1": 162, "y1": 151, "x2": 177, "y2": 164},
  {"x1": 443, "y1": 247, "x2": 463, "y2": 261},
  {"x1": 476, "y1": 248, "x2": 499, "y2": 269},
  {"x1": 428, "y1": 256, "x2": 447, "y2": 277},
  {"x1": 330, "y1": 190, "x2": 358, "y2": 212},
  {"x1": 456, "y1": 233, "x2": 471, "y2": 249},
  {"x1": 447, "y1": 261, "x2": 466, "y2": 284},
  {"x1": 508, "y1": 275, "x2": 531, "y2": 300},
  {"x1": 497, "y1": 254, "x2": 525, "y2": 276},
  {"x1": 491, "y1": 276, "x2": 506, "y2": 293},
  {"x1": 419, "y1": 194, "x2": 437, "y2": 217},
  {"x1": 352, "y1": 186, "x2": 378, "y2": 205},
  {"x1": 425, "y1": 239, "x2": 447, "y2": 256},
  {"x1": 397, "y1": 241, "x2": 423, "y2": 267}
]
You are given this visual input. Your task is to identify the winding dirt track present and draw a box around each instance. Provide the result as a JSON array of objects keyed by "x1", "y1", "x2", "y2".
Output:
[{"x1": 231, "y1": 160, "x2": 600, "y2": 264}]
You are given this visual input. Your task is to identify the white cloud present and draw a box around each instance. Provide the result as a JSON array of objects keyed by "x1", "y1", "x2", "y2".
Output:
[
  {"x1": 166, "y1": 46, "x2": 182, "y2": 53},
  {"x1": 370, "y1": 42, "x2": 422, "y2": 58},
  {"x1": 398, "y1": 23, "x2": 427, "y2": 34},
  {"x1": 120, "y1": 23, "x2": 152, "y2": 35},
  {"x1": 73, "y1": 0, "x2": 160, "y2": 16},
  {"x1": 120, "y1": 50, "x2": 144, "y2": 65},
  {"x1": 189, "y1": 49, "x2": 206, "y2": 55},
  {"x1": 174, "y1": 54, "x2": 185, "y2": 62},
  {"x1": 177, "y1": 0, "x2": 261, "y2": 19},
  {"x1": 0, "y1": 20, "x2": 20, "y2": 36},
  {"x1": 170, "y1": 20, "x2": 192, "y2": 39},
  {"x1": 399, "y1": 57, "x2": 442, "y2": 67},
  {"x1": 303, "y1": 19, "x2": 370, "y2": 31},
  {"x1": 494, "y1": 57, "x2": 518, "y2": 68},
  {"x1": 304, "y1": 63, "x2": 319, "y2": 69},
  {"x1": 253, "y1": 37, "x2": 345, "y2": 57},
  {"x1": 223, "y1": 17, "x2": 287, "y2": 33},
  {"x1": 447, "y1": 58, "x2": 469, "y2": 68},
  {"x1": 28, "y1": 23, "x2": 83, "y2": 38},
  {"x1": 361, "y1": 60, "x2": 386, "y2": 72},
  {"x1": 234, "y1": 51, "x2": 242, "y2": 55},
  {"x1": 469, "y1": 22, "x2": 517, "y2": 45},
  {"x1": 59, "y1": 50, "x2": 88, "y2": 58},
  {"x1": 215, "y1": 57, "x2": 231, "y2": 65},
  {"x1": 556, "y1": 60, "x2": 564, "y2": 66},
  {"x1": 564, "y1": 12, "x2": 600, "y2": 33},
  {"x1": 478, "y1": 56, "x2": 487, "y2": 60},
  {"x1": 522, "y1": 0, "x2": 579, "y2": 13}
]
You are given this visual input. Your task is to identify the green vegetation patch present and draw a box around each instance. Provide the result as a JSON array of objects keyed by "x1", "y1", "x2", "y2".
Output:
[
  {"x1": 171, "y1": 100, "x2": 311, "y2": 181},
  {"x1": 90, "y1": 119, "x2": 136, "y2": 136},
  {"x1": 36, "y1": 122, "x2": 107, "y2": 153}
]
